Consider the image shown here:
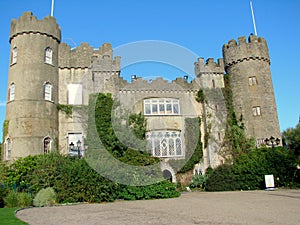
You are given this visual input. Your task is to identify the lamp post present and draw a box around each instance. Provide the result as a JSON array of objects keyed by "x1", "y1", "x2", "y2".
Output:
[
  {"x1": 69, "y1": 142, "x2": 75, "y2": 151},
  {"x1": 264, "y1": 136, "x2": 280, "y2": 148},
  {"x1": 76, "y1": 140, "x2": 82, "y2": 159}
]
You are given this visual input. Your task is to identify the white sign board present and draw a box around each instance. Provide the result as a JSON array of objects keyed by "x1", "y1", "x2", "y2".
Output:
[{"x1": 265, "y1": 174, "x2": 275, "y2": 189}]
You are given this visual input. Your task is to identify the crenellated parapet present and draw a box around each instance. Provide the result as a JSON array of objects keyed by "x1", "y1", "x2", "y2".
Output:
[
  {"x1": 59, "y1": 42, "x2": 120, "y2": 70},
  {"x1": 119, "y1": 77, "x2": 199, "y2": 93},
  {"x1": 194, "y1": 57, "x2": 224, "y2": 76},
  {"x1": 10, "y1": 12, "x2": 61, "y2": 43},
  {"x1": 222, "y1": 35, "x2": 270, "y2": 70}
]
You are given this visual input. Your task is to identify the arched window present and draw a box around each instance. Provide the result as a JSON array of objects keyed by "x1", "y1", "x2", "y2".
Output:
[
  {"x1": 45, "y1": 47, "x2": 53, "y2": 64},
  {"x1": 9, "y1": 83, "x2": 15, "y2": 101},
  {"x1": 5, "y1": 138, "x2": 12, "y2": 160},
  {"x1": 43, "y1": 137, "x2": 51, "y2": 154},
  {"x1": 44, "y1": 82, "x2": 52, "y2": 101},
  {"x1": 11, "y1": 46, "x2": 17, "y2": 64}
]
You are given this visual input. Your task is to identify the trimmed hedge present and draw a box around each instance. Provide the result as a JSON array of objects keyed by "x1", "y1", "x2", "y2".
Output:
[{"x1": 206, "y1": 147, "x2": 299, "y2": 191}]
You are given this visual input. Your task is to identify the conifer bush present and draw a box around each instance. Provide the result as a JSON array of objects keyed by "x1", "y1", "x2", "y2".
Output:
[{"x1": 3, "y1": 191, "x2": 19, "y2": 208}]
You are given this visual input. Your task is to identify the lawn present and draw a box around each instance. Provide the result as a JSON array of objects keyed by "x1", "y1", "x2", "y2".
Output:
[{"x1": 0, "y1": 208, "x2": 28, "y2": 225}]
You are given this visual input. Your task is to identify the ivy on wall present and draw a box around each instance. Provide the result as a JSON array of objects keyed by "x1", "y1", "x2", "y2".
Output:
[
  {"x1": 56, "y1": 104, "x2": 73, "y2": 117},
  {"x1": 90, "y1": 93, "x2": 158, "y2": 165},
  {"x1": 221, "y1": 74, "x2": 255, "y2": 162},
  {"x1": 170, "y1": 117, "x2": 203, "y2": 173}
]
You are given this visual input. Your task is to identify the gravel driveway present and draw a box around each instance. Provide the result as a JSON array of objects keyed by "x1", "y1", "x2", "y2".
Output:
[{"x1": 16, "y1": 189, "x2": 300, "y2": 225}]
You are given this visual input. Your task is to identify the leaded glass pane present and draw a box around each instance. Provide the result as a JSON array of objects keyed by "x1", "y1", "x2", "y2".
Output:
[
  {"x1": 173, "y1": 104, "x2": 179, "y2": 114},
  {"x1": 145, "y1": 104, "x2": 151, "y2": 114},
  {"x1": 176, "y1": 138, "x2": 182, "y2": 155},
  {"x1": 169, "y1": 139, "x2": 175, "y2": 155}
]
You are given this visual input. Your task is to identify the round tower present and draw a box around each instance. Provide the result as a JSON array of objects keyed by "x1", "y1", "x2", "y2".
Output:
[
  {"x1": 222, "y1": 35, "x2": 281, "y2": 146},
  {"x1": 4, "y1": 12, "x2": 61, "y2": 160}
]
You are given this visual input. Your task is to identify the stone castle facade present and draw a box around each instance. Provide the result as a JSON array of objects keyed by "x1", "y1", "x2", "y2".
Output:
[{"x1": 3, "y1": 12, "x2": 281, "y2": 179}]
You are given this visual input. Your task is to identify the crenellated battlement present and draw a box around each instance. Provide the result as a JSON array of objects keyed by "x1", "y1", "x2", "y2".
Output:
[
  {"x1": 10, "y1": 12, "x2": 61, "y2": 43},
  {"x1": 222, "y1": 35, "x2": 270, "y2": 69},
  {"x1": 194, "y1": 57, "x2": 224, "y2": 76},
  {"x1": 59, "y1": 42, "x2": 120, "y2": 70},
  {"x1": 119, "y1": 76, "x2": 199, "y2": 93}
]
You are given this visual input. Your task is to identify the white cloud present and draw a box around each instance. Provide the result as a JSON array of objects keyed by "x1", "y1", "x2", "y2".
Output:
[{"x1": 0, "y1": 101, "x2": 6, "y2": 107}]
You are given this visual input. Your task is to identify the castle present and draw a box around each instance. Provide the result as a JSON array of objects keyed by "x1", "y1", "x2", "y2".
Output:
[{"x1": 3, "y1": 12, "x2": 281, "y2": 180}]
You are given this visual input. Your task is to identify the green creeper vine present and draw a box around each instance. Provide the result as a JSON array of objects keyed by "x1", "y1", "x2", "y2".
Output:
[
  {"x1": 195, "y1": 89, "x2": 206, "y2": 103},
  {"x1": 57, "y1": 104, "x2": 73, "y2": 117},
  {"x1": 221, "y1": 74, "x2": 255, "y2": 161}
]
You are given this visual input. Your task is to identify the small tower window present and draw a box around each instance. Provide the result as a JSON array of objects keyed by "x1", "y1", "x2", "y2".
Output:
[
  {"x1": 43, "y1": 137, "x2": 51, "y2": 154},
  {"x1": 252, "y1": 106, "x2": 261, "y2": 116},
  {"x1": 45, "y1": 47, "x2": 53, "y2": 64},
  {"x1": 11, "y1": 46, "x2": 17, "y2": 65},
  {"x1": 249, "y1": 76, "x2": 257, "y2": 86},
  {"x1": 44, "y1": 82, "x2": 53, "y2": 101},
  {"x1": 9, "y1": 83, "x2": 15, "y2": 101},
  {"x1": 212, "y1": 79, "x2": 216, "y2": 88},
  {"x1": 5, "y1": 138, "x2": 12, "y2": 160}
]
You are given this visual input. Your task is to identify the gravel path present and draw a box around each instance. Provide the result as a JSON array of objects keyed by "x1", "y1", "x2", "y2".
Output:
[{"x1": 16, "y1": 189, "x2": 300, "y2": 225}]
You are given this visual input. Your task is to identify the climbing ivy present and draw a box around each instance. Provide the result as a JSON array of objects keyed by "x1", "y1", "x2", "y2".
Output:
[
  {"x1": 195, "y1": 89, "x2": 206, "y2": 103},
  {"x1": 221, "y1": 74, "x2": 255, "y2": 162},
  {"x1": 56, "y1": 104, "x2": 73, "y2": 117},
  {"x1": 169, "y1": 117, "x2": 203, "y2": 173}
]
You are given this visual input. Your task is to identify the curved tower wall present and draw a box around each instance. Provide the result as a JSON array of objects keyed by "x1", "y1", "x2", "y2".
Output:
[
  {"x1": 5, "y1": 12, "x2": 61, "y2": 159},
  {"x1": 222, "y1": 35, "x2": 281, "y2": 145}
]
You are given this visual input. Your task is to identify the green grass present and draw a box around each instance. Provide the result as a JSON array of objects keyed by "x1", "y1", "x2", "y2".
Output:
[{"x1": 0, "y1": 208, "x2": 28, "y2": 225}]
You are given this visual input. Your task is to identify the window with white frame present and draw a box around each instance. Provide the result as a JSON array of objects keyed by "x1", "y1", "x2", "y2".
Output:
[
  {"x1": 249, "y1": 76, "x2": 257, "y2": 86},
  {"x1": 9, "y1": 83, "x2": 15, "y2": 101},
  {"x1": 5, "y1": 138, "x2": 11, "y2": 160},
  {"x1": 68, "y1": 84, "x2": 83, "y2": 105},
  {"x1": 45, "y1": 47, "x2": 53, "y2": 64},
  {"x1": 146, "y1": 130, "x2": 183, "y2": 157},
  {"x1": 44, "y1": 82, "x2": 52, "y2": 101},
  {"x1": 11, "y1": 46, "x2": 17, "y2": 64},
  {"x1": 252, "y1": 106, "x2": 261, "y2": 116},
  {"x1": 144, "y1": 98, "x2": 180, "y2": 115}
]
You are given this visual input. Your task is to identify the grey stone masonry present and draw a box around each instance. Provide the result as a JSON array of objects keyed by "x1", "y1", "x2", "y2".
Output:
[{"x1": 223, "y1": 35, "x2": 281, "y2": 146}]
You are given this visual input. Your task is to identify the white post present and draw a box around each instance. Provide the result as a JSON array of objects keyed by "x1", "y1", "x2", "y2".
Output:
[
  {"x1": 51, "y1": 0, "x2": 54, "y2": 17},
  {"x1": 250, "y1": 0, "x2": 258, "y2": 36}
]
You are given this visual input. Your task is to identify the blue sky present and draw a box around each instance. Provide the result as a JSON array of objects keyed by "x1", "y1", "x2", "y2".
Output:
[{"x1": 0, "y1": 0, "x2": 299, "y2": 140}]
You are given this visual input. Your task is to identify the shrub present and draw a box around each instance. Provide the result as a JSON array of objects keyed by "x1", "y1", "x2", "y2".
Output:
[
  {"x1": 189, "y1": 173, "x2": 210, "y2": 190},
  {"x1": 33, "y1": 187, "x2": 57, "y2": 207},
  {"x1": 205, "y1": 147, "x2": 299, "y2": 191},
  {"x1": 4, "y1": 191, "x2": 18, "y2": 208},
  {"x1": 118, "y1": 180, "x2": 180, "y2": 200},
  {"x1": 17, "y1": 192, "x2": 32, "y2": 208},
  {"x1": 205, "y1": 164, "x2": 237, "y2": 191},
  {"x1": 3, "y1": 190, "x2": 32, "y2": 208},
  {"x1": 0, "y1": 185, "x2": 10, "y2": 208}
]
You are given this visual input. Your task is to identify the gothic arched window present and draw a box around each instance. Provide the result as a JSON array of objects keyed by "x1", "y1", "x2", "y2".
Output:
[
  {"x1": 44, "y1": 82, "x2": 52, "y2": 101},
  {"x1": 45, "y1": 47, "x2": 53, "y2": 64}
]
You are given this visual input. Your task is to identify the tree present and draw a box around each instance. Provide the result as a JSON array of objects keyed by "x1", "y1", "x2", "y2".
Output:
[{"x1": 282, "y1": 122, "x2": 300, "y2": 157}]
